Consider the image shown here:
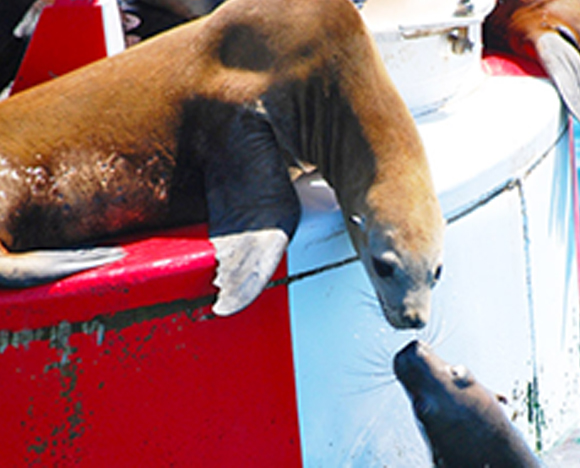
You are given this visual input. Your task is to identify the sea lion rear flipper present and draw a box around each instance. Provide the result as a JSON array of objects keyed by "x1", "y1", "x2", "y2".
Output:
[
  {"x1": 0, "y1": 246, "x2": 126, "y2": 287},
  {"x1": 205, "y1": 105, "x2": 300, "y2": 316},
  {"x1": 536, "y1": 31, "x2": 580, "y2": 121}
]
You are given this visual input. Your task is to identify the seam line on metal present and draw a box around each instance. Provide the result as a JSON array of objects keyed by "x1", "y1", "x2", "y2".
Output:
[
  {"x1": 446, "y1": 123, "x2": 567, "y2": 225},
  {"x1": 516, "y1": 179, "x2": 543, "y2": 452}
]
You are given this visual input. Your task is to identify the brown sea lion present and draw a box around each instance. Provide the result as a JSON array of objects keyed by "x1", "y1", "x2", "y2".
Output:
[
  {"x1": 484, "y1": 0, "x2": 580, "y2": 120},
  {"x1": 0, "y1": 0, "x2": 444, "y2": 327},
  {"x1": 394, "y1": 340, "x2": 542, "y2": 467}
]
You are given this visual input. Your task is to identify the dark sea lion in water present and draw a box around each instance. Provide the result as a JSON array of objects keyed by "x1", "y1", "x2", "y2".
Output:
[
  {"x1": 0, "y1": 0, "x2": 444, "y2": 326},
  {"x1": 136, "y1": 0, "x2": 223, "y2": 19},
  {"x1": 119, "y1": 0, "x2": 191, "y2": 46},
  {"x1": 394, "y1": 340, "x2": 542, "y2": 467},
  {"x1": 484, "y1": 0, "x2": 580, "y2": 120}
]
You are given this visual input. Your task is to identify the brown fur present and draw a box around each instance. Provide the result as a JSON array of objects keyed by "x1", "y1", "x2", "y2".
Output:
[
  {"x1": 485, "y1": 0, "x2": 580, "y2": 57},
  {"x1": 0, "y1": 0, "x2": 444, "y2": 327}
]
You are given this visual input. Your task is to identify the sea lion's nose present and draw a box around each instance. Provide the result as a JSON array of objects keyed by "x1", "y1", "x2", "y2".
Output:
[
  {"x1": 401, "y1": 290, "x2": 430, "y2": 329},
  {"x1": 401, "y1": 311, "x2": 427, "y2": 329},
  {"x1": 383, "y1": 302, "x2": 428, "y2": 329}
]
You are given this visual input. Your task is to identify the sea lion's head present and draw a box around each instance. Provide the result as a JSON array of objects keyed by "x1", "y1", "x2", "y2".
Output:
[
  {"x1": 304, "y1": 5, "x2": 446, "y2": 329},
  {"x1": 348, "y1": 193, "x2": 444, "y2": 329},
  {"x1": 341, "y1": 113, "x2": 445, "y2": 330},
  {"x1": 351, "y1": 214, "x2": 444, "y2": 329},
  {"x1": 393, "y1": 340, "x2": 480, "y2": 429},
  {"x1": 393, "y1": 340, "x2": 491, "y2": 464},
  {"x1": 197, "y1": 0, "x2": 446, "y2": 326},
  {"x1": 394, "y1": 340, "x2": 542, "y2": 467}
]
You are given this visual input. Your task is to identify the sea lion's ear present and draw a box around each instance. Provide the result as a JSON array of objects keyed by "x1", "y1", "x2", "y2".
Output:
[
  {"x1": 536, "y1": 31, "x2": 580, "y2": 121},
  {"x1": 349, "y1": 214, "x2": 366, "y2": 231},
  {"x1": 495, "y1": 393, "x2": 508, "y2": 405},
  {"x1": 205, "y1": 105, "x2": 301, "y2": 316}
]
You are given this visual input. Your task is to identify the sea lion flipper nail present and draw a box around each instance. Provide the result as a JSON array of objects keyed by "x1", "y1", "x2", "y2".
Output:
[
  {"x1": 0, "y1": 246, "x2": 126, "y2": 287},
  {"x1": 211, "y1": 229, "x2": 288, "y2": 316},
  {"x1": 536, "y1": 31, "x2": 580, "y2": 121},
  {"x1": 205, "y1": 104, "x2": 301, "y2": 315}
]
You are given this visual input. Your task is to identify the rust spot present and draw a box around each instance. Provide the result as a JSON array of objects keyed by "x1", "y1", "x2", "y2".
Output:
[{"x1": 27, "y1": 439, "x2": 48, "y2": 455}]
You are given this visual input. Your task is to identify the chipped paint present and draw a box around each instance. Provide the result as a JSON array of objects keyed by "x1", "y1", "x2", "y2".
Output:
[
  {"x1": 0, "y1": 255, "x2": 359, "y2": 355},
  {"x1": 0, "y1": 295, "x2": 215, "y2": 354},
  {"x1": 2, "y1": 270, "x2": 301, "y2": 466}
]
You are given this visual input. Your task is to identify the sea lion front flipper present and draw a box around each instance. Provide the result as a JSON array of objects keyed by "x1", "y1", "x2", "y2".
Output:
[
  {"x1": 211, "y1": 229, "x2": 289, "y2": 315},
  {"x1": 0, "y1": 246, "x2": 126, "y2": 287},
  {"x1": 536, "y1": 31, "x2": 580, "y2": 120},
  {"x1": 204, "y1": 105, "x2": 301, "y2": 316}
]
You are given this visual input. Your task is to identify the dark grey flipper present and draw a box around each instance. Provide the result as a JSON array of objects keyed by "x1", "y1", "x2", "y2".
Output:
[
  {"x1": 204, "y1": 103, "x2": 301, "y2": 316},
  {"x1": 0, "y1": 247, "x2": 126, "y2": 287},
  {"x1": 536, "y1": 31, "x2": 580, "y2": 121}
]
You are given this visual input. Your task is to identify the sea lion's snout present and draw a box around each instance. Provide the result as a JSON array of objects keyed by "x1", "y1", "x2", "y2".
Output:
[
  {"x1": 393, "y1": 340, "x2": 432, "y2": 389},
  {"x1": 401, "y1": 310, "x2": 427, "y2": 329},
  {"x1": 401, "y1": 290, "x2": 432, "y2": 329},
  {"x1": 393, "y1": 339, "x2": 421, "y2": 378},
  {"x1": 371, "y1": 257, "x2": 439, "y2": 330},
  {"x1": 384, "y1": 299, "x2": 429, "y2": 329}
]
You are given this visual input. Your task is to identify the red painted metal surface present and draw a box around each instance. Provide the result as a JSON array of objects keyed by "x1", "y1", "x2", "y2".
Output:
[
  {"x1": 0, "y1": 266, "x2": 302, "y2": 466},
  {"x1": 0, "y1": 225, "x2": 217, "y2": 331},
  {"x1": 0, "y1": 225, "x2": 302, "y2": 466},
  {"x1": 10, "y1": 0, "x2": 108, "y2": 95},
  {"x1": 482, "y1": 52, "x2": 547, "y2": 78}
]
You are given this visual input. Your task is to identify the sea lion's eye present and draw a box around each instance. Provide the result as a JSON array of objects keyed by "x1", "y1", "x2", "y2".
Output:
[
  {"x1": 373, "y1": 257, "x2": 395, "y2": 279},
  {"x1": 450, "y1": 365, "x2": 472, "y2": 387}
]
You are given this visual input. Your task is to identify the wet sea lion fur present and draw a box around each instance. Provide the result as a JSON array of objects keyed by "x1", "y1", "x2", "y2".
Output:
[
  {"x1": 0, "y1": 0, "x2": 444, "y2": 326},
  {"x1": 394, "y1": 340, "x2": 542, "y2": 467}
]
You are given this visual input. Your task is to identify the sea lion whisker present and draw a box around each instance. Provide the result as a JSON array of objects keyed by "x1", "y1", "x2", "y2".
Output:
[
  {"x1": 418, "y1": 314, "x2": 442, "y2": 346},
  {"x1": 423, "y1": 318, "x2": 457, "y2": 351},
  {"x1": 350, "y1": 378, "x2": 397, "y2": 397},
  {"x1": 342, "y1": 364, "x2": 395, "y2": 383},
  {"x1": 353, "y1": 287, "x2": 382, "y2": 309},
  {"x1": 352, "y1": 348, "x2": 393, "y2": 372},
  {"x1": 339, "y1": 373, "x2": 397, "y2": 398}
]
